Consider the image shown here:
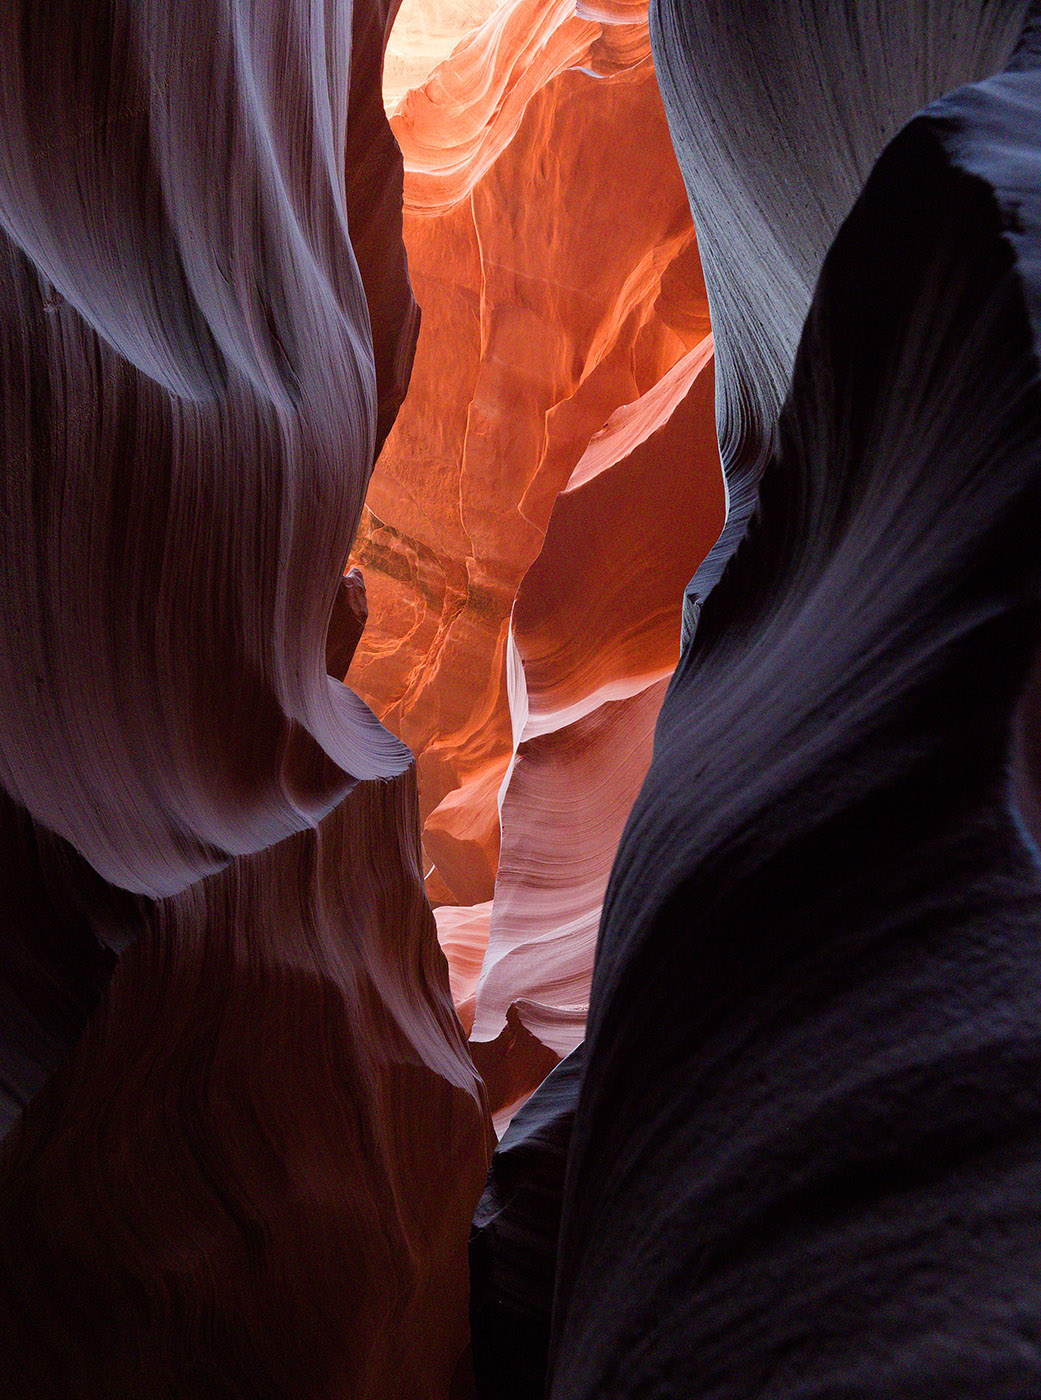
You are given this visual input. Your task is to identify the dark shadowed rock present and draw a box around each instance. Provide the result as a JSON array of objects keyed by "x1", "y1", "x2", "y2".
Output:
[
  {"x1": 549, "y1": 17, "x2": 1041, "y2": 1397},
  {"x1": 471, "y1": 1045, "x2": 584, "y2": 1400}
]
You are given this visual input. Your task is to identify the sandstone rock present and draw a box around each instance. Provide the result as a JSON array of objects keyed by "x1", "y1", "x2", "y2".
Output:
[
  {"x1": 0, "y1": 1, "x2": 492, "y2": 1393},
  {"x1": 548, "y1": 9, "x2": 1041, "y2": 1395}
]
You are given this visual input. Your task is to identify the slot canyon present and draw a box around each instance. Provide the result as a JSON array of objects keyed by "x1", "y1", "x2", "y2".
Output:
[{"x1": 2, "y1": 0, "x2": 1041, "y2": 1396}]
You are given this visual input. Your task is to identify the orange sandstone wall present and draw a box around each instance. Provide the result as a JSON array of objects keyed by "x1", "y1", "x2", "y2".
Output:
[{"x1": 353, "y1": 0, "x2": 724, "y2": 1123}]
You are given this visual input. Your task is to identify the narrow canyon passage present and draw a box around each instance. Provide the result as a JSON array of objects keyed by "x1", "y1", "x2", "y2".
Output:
[
  {"x1": 1, "y1": 2, "x2": 1041, "y2": 1398},
  {"x1": 352, "y1": 0, "x2": 724, "y2": 1131}
]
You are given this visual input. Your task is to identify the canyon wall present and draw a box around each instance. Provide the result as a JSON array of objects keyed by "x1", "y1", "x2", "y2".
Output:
[
  {"x1": 470, "y1": 3, "x2": 1041, "y2": 1397},
  {"x1": 5, "y1": 0, "x2": 1041, "y2": 1395},
  {"x1": 354, "y1": 0, "x2": 723, "y2": 1123},
  {"x1": 0, "y1": 1, "x2": 490, "y2": 1394}
]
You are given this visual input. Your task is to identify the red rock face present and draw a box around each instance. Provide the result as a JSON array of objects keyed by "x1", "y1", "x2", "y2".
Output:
[
  {"x1": 354, "y1": 0, "x2": 723, "y2": 1121},
  {"x1": 473, "y1": 341, "x2": 722, "y2": 1124},
  {"x1": 1, "y1": 774, "x2": 490, "y2": 1398}
]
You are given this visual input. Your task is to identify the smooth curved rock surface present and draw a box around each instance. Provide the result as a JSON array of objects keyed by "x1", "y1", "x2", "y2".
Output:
[
  {"x1": 352, "y1": 0, "x2": 714, "y2": 951},
  {"x1": 467, "y1": 332, "x2": 722, "y2": 1121},
  {"x1": 549, "y1": 19, "x2": 1041, "y2": 1396},
  {"x1": 0, "y1": 0, "x2": 421, "y2": 1130},
  {"x1": 0, "y1": 0, "x2": 420, "y2": 905},
  {"x1": 651, "y1": 0, "x2": 1033, "y2": 606},
  {"x1": 354, "y1": 2, "x2": 724, "y2": 1128},
  {"x1": 0, "y1": 0, "x2": 494, "y2": 1393},
  {"x1": 384, "y1": 0, "x2": 502, "y2": 114},
  {"x1": 392, "y1": 0, "x2": 650, "y2": 213},
  {"x1": 435, "y1": 899, "x2": 493, "y2": 1035},
  {"x1": 463, "y1": 273, "x2": 718, "y2": 1292},
  {"x1": 0, "y1": 769, "x2": 491, "y2": 1397}
]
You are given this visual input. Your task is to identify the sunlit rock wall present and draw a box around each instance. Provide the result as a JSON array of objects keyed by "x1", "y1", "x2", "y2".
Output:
[{"x1": 355, "y1": 0, "x2": 723, "y2": 1124}]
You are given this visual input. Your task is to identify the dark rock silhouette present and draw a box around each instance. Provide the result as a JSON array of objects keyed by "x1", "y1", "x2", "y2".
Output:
[
  {"x1": 652, "y1": 0, "x2": 1034, "y2": 609},
  {"x1": 546, "y1": 8, "x2": 1041, "y2": 1395},
  {"x1": 470, "y1": 1046, "x2": 583, "y2": 1400}
]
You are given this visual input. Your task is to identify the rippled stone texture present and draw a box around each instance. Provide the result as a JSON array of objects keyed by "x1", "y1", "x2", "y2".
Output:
[
  {"x1": 0, "y1": 0, "x2": 421, "y2": 908},
  {"x1": 652, "y1": 0, "x2": 1034, "y2": 605},
  {"x1": 470, "y1": 1046, "x2": 583, "y2": 1399},
  {"x1": 1, "y1": 773, "x2": 490, "y2": 1398},
  {"x1": 546, "y1": 6, "x2": 1041, "y2": 1396},
  {"x1": 384, "y1": 0, "x2": 502, "y2": 113},
  {"x1": 354, "y1": 0, "x2": 723, "y2": 1123},
  {"x1": 470, "y1": 335, "x2": 721, "y2": 1125},
  {"x1": 0, "y1": 0, "x2": 491, "y2": 1393}
]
